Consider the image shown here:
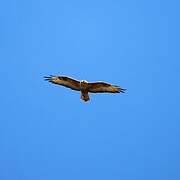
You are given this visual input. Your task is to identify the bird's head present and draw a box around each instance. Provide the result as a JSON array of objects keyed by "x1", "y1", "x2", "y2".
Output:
[
  {"x1": 80, "y1": 80, "x2": 88, "y2": 89},
  {"x1": 81, "y1": 80, "x2": 88, "y2": 84}
]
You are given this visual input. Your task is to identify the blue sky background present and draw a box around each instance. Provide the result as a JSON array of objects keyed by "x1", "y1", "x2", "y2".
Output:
[{"x1": 0, "y1": 0, "x2": 180, "y2": 179}]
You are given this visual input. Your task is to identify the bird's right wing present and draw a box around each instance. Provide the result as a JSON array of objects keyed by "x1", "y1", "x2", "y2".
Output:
[
  {"x1": 88, "y1": 82, "x2": 126, "y2": 93},
  {"x1": 44, "y1": 75, "x2": 81, "y2": 91}
]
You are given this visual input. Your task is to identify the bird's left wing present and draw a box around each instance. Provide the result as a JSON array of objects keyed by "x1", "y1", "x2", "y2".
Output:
[
  {"x1": 44, "y1": 75, "x2": 81, "y2": 91},
  {"x1": 88, "y1": 82, "x2": 126, "y2": 93}
]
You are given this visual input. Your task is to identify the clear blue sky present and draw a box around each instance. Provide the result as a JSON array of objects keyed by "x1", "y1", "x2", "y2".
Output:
[{"x1": 0, "y1": 0, "x2": 180, "y2": 179}]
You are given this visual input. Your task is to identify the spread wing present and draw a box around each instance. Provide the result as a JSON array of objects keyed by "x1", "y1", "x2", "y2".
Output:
[
  {"x1": 44, "y1": 75, "x2": 81, "y2": 91},
  {"x1": 88, "y1": 82, "x2": 126, "y2": 93}
]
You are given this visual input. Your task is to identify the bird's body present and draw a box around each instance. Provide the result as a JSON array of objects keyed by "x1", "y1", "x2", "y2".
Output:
[
  {"x1": 80, "y1": 81, "x2": 90, "y2": 102},
  {"x1": 44, "y1": 75, "x2": 126, "y2": 102}
]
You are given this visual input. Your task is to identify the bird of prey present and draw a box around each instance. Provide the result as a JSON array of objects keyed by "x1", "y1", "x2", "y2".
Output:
[{"x1": 44, "y1": 75, "x2": 126, "y2": 102}]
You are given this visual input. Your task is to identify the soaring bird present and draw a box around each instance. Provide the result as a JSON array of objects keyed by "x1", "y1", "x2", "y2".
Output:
[{"x1": 44, "y1": 75, "x2": 126, "y2": 102}]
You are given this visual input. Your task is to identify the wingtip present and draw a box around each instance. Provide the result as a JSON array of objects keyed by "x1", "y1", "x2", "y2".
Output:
[
  {"x1": 120, "y1": 88, "x2": 126, "y2": 93},
  {"x1": 44, "y1": 76, "x2": 53, "y2": 81},
  {"x1": 115, "y1": 87, "x2": 126, "y2": 93},
  {"x1": 114, "y1": 85, "x2": 126, "y2": 93}
]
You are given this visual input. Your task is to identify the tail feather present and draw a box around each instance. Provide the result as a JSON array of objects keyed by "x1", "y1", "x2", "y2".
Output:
[{"x1": 81, "y1": 92, "x2": 90, "y2": 102}]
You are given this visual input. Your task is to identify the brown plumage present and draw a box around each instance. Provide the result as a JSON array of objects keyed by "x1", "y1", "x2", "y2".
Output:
[{"x1": 44, "y1": 75, "x2": 126, "y2": 102}]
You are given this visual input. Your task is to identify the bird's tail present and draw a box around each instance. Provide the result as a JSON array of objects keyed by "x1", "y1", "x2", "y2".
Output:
[{"x1": 80, "y1": 92, "x2": 90, "y2": 102}]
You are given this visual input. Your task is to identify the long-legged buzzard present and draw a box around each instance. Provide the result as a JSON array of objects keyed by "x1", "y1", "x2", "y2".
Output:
[{"x1": 44, "y1": 75, "x2": 126, "y2": 102}]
